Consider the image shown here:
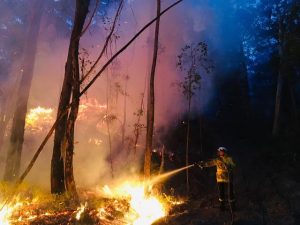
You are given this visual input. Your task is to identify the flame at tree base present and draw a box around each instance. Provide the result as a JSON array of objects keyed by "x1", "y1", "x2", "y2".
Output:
[{"x1": 100, "y1": 182, "x2": 167, "y2": 225}]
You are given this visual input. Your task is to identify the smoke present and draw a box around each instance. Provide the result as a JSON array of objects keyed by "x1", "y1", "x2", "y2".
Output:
[{"x1": 0, "y1": 0, "x2": 251, "y2": 189}]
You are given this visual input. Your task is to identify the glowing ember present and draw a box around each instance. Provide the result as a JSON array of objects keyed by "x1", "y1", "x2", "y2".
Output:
[
  {"x1": 25, "y1": 106, "x2": 54, "y2": 133},
  {"x1": 101, "y1": 182, "x2": 167, "y2": 225}
]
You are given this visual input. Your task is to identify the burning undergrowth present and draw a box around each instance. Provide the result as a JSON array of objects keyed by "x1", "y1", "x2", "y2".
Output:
[{"x1": 0, "y1": 179, "x2": 184, "y2": 225}]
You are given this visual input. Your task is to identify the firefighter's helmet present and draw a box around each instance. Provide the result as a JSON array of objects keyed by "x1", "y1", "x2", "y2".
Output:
[{"x1": 217, "y1": 147, "x2": 228, "y2": 152}]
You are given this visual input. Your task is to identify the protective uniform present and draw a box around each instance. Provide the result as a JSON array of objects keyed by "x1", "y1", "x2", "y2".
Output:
[
  {"x1": 199, "y1": 147, "x2": 236, "y2": 210},
  {"x1": 202, "y1": 155, "x2": 235, "y2": 183}
]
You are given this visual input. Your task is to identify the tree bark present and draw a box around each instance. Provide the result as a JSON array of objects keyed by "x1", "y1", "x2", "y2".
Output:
[
  {"x1": 3, "y1": 0, "x2": 45, "y2": 181},
  {"x1": 144, "y1": 0, "x2": 161, "y2": 179},
  {"x1": 51, "y1": 0, "x2": 90, "y2": 195},
  {"x1": 64, "y1": 80, "x2": 80, "y2": 199}
]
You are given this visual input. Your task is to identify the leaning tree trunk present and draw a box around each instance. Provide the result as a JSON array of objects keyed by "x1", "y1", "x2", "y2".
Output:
[
  {"x1": 144, "y1": 0, "x2": 161, "y2": 179},
  {"x1": 51, "y1": 0, "x2": 90, "y2": 195},
  {"x1": 3, "y1": 0, "x2": 45, "y2": 181}
]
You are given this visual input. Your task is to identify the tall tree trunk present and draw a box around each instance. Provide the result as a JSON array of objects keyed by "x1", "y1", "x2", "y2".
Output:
[
  {"x1": 133, "y1": 92, "x2": 145, "y2": 154},
  {"x1": 273, "y1": 72, "x2": 284, "y2": 136},
  {"x1": 51, "y1": 0, "x2": 90, "y2": 195},
  {"x1": 121, "y1": 75, "x2": 128, "y2": 148},
  {"x1": 238, "y1": 42, "x2": 252, "y2": 122},
  {"x1": 158, "y1": 145, "x2": 165, "y2": 175},
  {"x1": 3, "y1": 0, "x2": 45, "y2": 181},
  {"x1": 0, "y1": 73, "x2": 22, "y2": 154},
  {"x1": 106, "y1": 71, "x2": 114, "y2": 178},
  {"x1": 64, "y1": 75, "x2": 80, "y2": 199},
  {"x1": 287, "y1": 74, "x2": 298, "y2": 129},
  {"x1": 185, "y1": 78, "x2": 192, "y2": 195},
  {"x1": 272, "y1": 19, "x2": 285, "y2": 136},
  {"x1": 144, "y1": 0, "x2": 161, "y2": 179}
]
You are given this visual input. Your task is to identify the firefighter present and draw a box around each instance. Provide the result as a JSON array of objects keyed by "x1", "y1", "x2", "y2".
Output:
[{"x1": 198, "y1": 147, "x2": 236, "y2": 210}]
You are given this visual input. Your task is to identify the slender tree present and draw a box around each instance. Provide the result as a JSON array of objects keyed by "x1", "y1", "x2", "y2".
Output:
[
  {"x1": 51, "y1": 0, "x2": 90, "y2": 197},
  {"x1": 133, "y1": 92, "x2": 146, "y2": 154},
  {"x1": 272, "y1": 19, "x2": 285, "y2": 136},
  {"x1": 177, "y1": 42, "x2": 213, "y2": 195},
  {"x1": 272, "y1": 1, "x2": 300, "y2": 135},
  {"x1": 0, "y1": 1, "x2": 26, "y2": 154},
  {"x1": 121, "y1": 75, "x2": 129, "y2": 147},
  {"x1": 144, "y1": 0, "x2": 161, "y2": 179},
  {"x1": 3, "y1": 0, "x2": 45, "y2": 181}
]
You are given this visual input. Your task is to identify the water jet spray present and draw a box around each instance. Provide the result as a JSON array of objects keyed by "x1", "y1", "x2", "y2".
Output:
[{"x1": 150, "y1": 164, "x2": 195, "y2": 185}]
